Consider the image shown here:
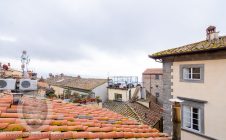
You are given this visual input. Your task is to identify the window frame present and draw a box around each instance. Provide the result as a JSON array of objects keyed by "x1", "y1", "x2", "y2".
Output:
[
  {"x1": 155, "y1": 74, "x2": 160, "y2": 80},
  {"x1": 183, "y1": 67, "x2": 201, "y2": 80},
  {"x1": 155, "y1": 92, "x2": 159, "y2": 97},
  {"x1": 180, "y1": 97, "x2": 205, "y2": 134},
  {"x1": 180, "y1": 64, "x2": 204, "y2": 83},
  {"x1": 114, "y1": 93, "x2": 122, "y2": 101},
  {"x1": 182, "y1": 105, "x2": 201, "y2": 132}
]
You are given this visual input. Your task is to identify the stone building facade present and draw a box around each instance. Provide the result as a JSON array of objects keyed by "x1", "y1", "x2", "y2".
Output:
[
  {"x1": 161, "y1": 62, "x2": 173, "y2": 135},
  {"x1": 142, "y1": 68, "x2": 163, "y2": 105}
]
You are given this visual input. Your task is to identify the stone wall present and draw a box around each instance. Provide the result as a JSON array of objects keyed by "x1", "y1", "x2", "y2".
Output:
[
  {"x1": 150, "y1": 74, "x2": 163, "y2": 105},
  {"x1": 162, "y1": 62, "x2": 173, "y2": 135},
  {"x1": 142, "y1": 74, "x2": 151, "y2": 94},
  {"x1": 142, "y1": 74, "x2": 163, "y2": 105}
]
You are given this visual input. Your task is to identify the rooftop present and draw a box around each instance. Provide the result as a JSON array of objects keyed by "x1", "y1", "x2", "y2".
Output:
[
  {"x1": 149, "y1": 36, "x2": 226, "y2": 59},
  {"x1": 0, "y1": 94, "x2": 169, "y2": 139},
  {"x1": 103, "y1": 101, "x2": 162, "y2": 127},
  {"x1": 37, "y1": 82, "x2": 49, "y2": 88},
  {"x1": 143, "y1": 68, "x2": 163, "y2": 75},
  {"x1": 46, "y1": 76, "x2": 108, "y2": 91}
]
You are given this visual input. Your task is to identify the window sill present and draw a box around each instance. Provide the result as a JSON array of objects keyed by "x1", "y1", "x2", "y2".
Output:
[
  {"x1": 180, "y1": 79, "x2": 204, "y2": 83},
  {"x1": 183, "y1": 78, "x2": 201, "y2": 80},
  {"x1": 182, "y1": 128, "x2": 216, "y2": 140}
]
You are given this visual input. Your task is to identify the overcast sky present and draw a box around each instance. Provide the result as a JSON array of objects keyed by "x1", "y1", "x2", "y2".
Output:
[{"x1": 0, "y1": 0, "x2": 226, "y2": 80}]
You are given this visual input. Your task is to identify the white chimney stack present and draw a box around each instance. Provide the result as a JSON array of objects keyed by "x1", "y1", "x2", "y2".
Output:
[{"x1": 206, "y1": 26, "x2": 219, "y2": 41}]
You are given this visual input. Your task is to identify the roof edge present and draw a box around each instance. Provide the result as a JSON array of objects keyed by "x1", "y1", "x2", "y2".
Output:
[
  {"x1": 149, "y1": 35, "x2": 226, "y2": 59},
  {"x1": 149, "y1": 46, "x2": 226, "y2": 59}
]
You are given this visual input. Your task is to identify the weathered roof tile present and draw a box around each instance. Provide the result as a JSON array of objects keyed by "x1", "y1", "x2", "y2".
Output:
[
  {"x1": 143, "y1": 68, "x2": 163, "y2": 75},
  {"x1": 0, "y1": 94, "x2": 169, "y2": 139},
  {"x1": 150, "y1": 36, "x2": 226, "y2": 58},
  {"x1": 47, "y1": 76, "x2": 107, "y2": 90}
]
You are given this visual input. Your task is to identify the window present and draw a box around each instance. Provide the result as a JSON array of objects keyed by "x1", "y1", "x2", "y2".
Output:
[
  {"x1": 180, "y1": 64, "x2": 204, "y2": 83},
  {"x1": 115, "y1": 93, "x2": 122, "y2": 101},
  {"x1": 183, "y1": 106, "x2": 200, "y2": 132},
  {"x1": 155, "y1": 92, "x2": 159, "y2": 97},
  {"x1": 179, "y1": 97, "x2": 206, "y2": 134},
  {"x1": 155, "y1": 74, "x2": 160, "y2": 80},
  {"x1": 183, "y1": 67, "x2": 201, "y2": 80}
]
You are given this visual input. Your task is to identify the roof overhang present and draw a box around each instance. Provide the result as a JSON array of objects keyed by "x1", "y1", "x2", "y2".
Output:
[{"x1": 149, "y1": 46, "x2": 226, "y2": 60}]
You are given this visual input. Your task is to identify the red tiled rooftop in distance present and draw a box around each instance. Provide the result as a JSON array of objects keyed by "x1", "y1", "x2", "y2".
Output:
[
  {"x1": 37, "y1": 82, "x2": 49, "y2": 88},
  {"x1": 0, "y1": 94, "x2": 169, "y2": 139},
  {"x1": 143, "y1": 68, "x2": 163, "y2": 75}
]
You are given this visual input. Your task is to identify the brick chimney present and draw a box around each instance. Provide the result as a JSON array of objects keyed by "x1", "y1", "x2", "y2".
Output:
[{"x1": 206, "y1": 26, "x2": 219, "y2": 41}]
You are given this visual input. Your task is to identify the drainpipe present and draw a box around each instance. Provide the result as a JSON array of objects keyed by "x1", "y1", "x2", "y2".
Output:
[{"x1": 169, "y1": 98, "x2": 184, "y2": 140}]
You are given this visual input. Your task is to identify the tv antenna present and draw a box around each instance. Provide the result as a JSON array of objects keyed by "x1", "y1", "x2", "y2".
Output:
[{"x1": 21, "y1": 50, "x2": 30, "y2": 78}]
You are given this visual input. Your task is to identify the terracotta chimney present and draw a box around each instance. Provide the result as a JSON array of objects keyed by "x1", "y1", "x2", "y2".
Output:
[{"x1": 206, "y1": 26, "x2": 219, "y2": 41}]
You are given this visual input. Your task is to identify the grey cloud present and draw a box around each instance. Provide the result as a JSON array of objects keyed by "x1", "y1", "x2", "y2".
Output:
[{"x1": 0, "y1": 0, "x2": 226, "y2": 61}]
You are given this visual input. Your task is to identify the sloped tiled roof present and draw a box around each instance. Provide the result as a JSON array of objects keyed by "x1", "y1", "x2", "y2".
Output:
[
  {"x1": 149, "y1": 36, "x2": 226, "y2": 59},
  {"x1": 143, "y1": 68, "x2": 163, "y2": 75},
  {"x1": 47, "y1": 76, "x2": 108, "y2": 91},
  {"x1": 46, "y1": 76, "x2": 74, "y2": 86},
  {"x1": 104, "y1": 101, "x2": 162, "y2": 127},
  {"x1": 103, "y1": 101, "x2": 140, "y2": 121},
  {"x1": 0, "y1": 94, "x2": 169, "y2": 139},
  {"x1": 66, "y1": 78, "x2": 107, "y2": 91},
  {"x1": 38, "y1": 82, "x2": 49, "y2": 88},
  {"x1": 128, "y1": 102, "x2": 162, "y2": 126},
  {"x1": 0, "y1": 68, "x2": 23, "y2": 78}
]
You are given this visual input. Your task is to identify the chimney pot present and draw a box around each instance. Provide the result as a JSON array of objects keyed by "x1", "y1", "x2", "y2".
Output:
[{"x1": 206, "y1": 26, "x2": 219, "y2": 41}]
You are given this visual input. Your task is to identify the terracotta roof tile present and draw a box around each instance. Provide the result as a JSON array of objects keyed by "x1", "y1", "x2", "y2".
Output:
[
  {"x1": 143, "y1": 68, "x2": 163, "y2": 75},
  {"x1": 150, "y1": 36, "x2": 226, "y2": 58},
  {"x1": 0, "y1": 94, "x2": 169, "y2": 139},
  {"x1": 37, "y1": 82, "x2": 49, "y2": 88},
  {"x1": 46, "y1": 76, "x2": 107, "y2": 90},
  {"x1": 104, "y1": 101, "x2": 163, "y2": 127}
]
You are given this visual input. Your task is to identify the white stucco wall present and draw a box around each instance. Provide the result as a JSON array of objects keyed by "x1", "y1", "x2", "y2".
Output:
[
  {"x1": 108, "y1": 87, "x2": 140, "y2": 102},
  {"x1": 172, "y1": 59, "x2": 226, "y2": 140},
  {"x1": 141, "y1": 88, "x2": 146, "y2": 99},
  {"x1": 131, "y1": 87, "x2": 138, "y2": 99},
  {"x1": 181, "y1": 130, "x2": 207, "y2": 140},
  {"x1": 51, "y1": 85, "x2": 64, "y2": 96},
  {"x1": 108, "y1": 88, "x2": 128, "y2": 101},
  {"x1": 92, "y1": 83, "x2": 108, "y2": 102}
]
